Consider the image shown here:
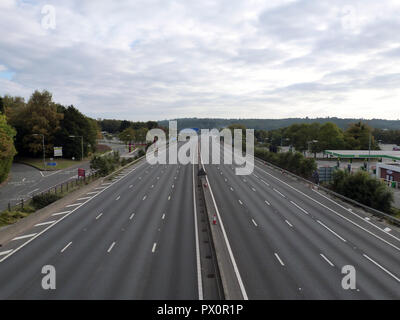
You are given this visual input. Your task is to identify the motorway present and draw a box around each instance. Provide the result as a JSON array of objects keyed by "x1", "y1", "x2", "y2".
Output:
[
  {"x1": 0, "y1": 138, "x2": 399, "y2": 299},
  {"x1": 202, "y1": 142, "x2": 400, "y2": 299},
  {"x1": 0, "y1": 143, "x2": 201, "y2": 299}
]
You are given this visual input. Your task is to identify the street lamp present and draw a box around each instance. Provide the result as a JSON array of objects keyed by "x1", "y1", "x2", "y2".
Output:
[
  {"x1": 32, "y1": 133, "x2": 45, "y2": 169},
  {"x1": 69, "y1": 135, "x2": 84, "y2": 160},
  {"x1": 367, "y1": 132, "x2": 371, "y2": 172}
]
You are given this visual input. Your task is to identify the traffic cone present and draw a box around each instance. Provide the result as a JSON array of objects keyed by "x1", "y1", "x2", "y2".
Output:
[{"x1": 213, "y1": 215, "x2": 217, "y2": 225}]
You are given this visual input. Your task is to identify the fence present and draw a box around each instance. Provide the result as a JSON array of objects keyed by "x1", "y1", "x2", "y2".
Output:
[
  {"x1": 381, "y1": 178, "x2": 400, "y2": 189},
  {"x1": 5, "y1": 170, "x2": 100, "y2": 212},
  {"x1": 255, "y1": 157, "x2": 400, "y2": 227}
]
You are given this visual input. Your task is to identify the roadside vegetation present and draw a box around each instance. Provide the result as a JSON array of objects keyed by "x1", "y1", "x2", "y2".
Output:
[
  {"x1": 0, "y1": 149, "x2": 146, "y2": 228},
  {"x1": 0, "y1": 112, "x2": 17, "y2": 183},
  {"x1": 255, "y1": 148, "x2": 317, "y2": 179},
  {"x1": 327, "y1": 170, "x2": 394, "y2": 214}
]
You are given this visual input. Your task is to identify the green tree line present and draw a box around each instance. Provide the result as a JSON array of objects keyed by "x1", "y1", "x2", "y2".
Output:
[
  {"x1": 266, "y1": 121, "x2": 378, "y2": 154},
  {"x1": 3, "y1": 90, "x2": 100, "y2": 161},
  {"x1": 255, "y1": 148, "x2": 317, "y2": 178},
  {"x1": 330, "y1": 170, "x2": 393, "y2": 213},
  {"x1": 0, "y1": 113, "x2": 17, "y2": 183},
  {"x1": 157, "y1": 117, "x2": 400, "y2": 131}
]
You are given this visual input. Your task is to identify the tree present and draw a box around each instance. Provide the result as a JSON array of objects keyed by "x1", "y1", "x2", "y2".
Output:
[
  {"x1": 16, "y1": 90, "x2": 63, "y2": 157},
  {"x1": 0, "y1": 114, "x2": 17, "y2": 183},
  {"x1": 118, "y1": 127, "x2": 135, "y2": 145},
  {"x1": 135, "y1": 127, "x2": 148, "y2": 143},
  {"x1": 55, "y1": 105, "x2": 99, "y2": 159},
  {"x1": 331, "y1": 170, "x2": 393, "y2": 213},
  {"x1": 317, "y1": 122, "x2": 345, "y2": 151},
  {"x1": 119, "y1": 120, "x2": 131, "y2": 132},
  {"x1": 0, "y1": 97, "x2": 4, "y2": 114},
  {"x1": 344, "y1": 121, "x2": 376, "y2": 150}
]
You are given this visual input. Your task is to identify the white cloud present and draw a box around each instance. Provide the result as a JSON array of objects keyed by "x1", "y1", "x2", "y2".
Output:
[{"x1": 0, "y1": 0, "x2": 400, "y2": 120}]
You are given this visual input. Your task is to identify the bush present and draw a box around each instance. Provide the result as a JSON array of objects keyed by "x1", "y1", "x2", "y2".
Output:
[
  {"x1": 330, "y1": 170, "x2": 394, "y2": 213},
  {"x1": 255, "y1": 148, "x2": 317, "y2": 178},
  {"x1": 90, "y1": 151, "x2": 120, "y2": 176},
  {"x1": 138, "y1": 149, "x2": 145, "y2": 157},
  {"x1": 32, "y1": 193, "x2": 62, "y2": 210}
]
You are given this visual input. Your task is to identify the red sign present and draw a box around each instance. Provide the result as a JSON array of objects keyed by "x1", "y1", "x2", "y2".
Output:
[{"x1": 78, "y1": 168, "x2": 85, "y2": 177}]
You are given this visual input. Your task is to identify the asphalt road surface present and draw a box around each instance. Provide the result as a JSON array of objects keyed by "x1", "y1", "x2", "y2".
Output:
[
  {"x1": 0, "y1": 137, "x2": 399, "y2": 299},
  {"x1": 202, "y1": 141, "x2": 400, "y2": 299},
  {"x1": 0, "y1": 141, "x2": 128, "y2": 212},
  {"x1": 0, "y1": 143, "x2": 201, "y2": 299}
]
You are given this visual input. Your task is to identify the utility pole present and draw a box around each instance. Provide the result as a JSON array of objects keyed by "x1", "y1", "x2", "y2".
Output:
[
  {"x1": 367, "y1": 132, "x2": 371, "y2": 172},
  {"x1": 69, "y1": 135, "x2": 84, "y2": 160}
]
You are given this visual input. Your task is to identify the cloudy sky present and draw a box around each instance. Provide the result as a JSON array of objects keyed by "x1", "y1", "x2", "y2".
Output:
[{"x1": 1, "y1": 0, "x2": 400, "y2": 121}]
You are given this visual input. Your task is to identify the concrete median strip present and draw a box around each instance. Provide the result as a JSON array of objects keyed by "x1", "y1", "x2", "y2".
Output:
[{"x1": 199, "y1": 161, "x2": 247, "y2": 300}]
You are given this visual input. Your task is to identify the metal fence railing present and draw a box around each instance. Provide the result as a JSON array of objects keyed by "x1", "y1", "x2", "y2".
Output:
[
  {"x1": 5, "y1": 170, "x2": 100, "y2": 213},
  {"x1": 255, "y1": 157, "x2": 400, "y2": 227}
]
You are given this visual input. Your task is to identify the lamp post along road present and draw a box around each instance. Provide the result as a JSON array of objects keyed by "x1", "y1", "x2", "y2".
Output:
[
  {"x1": 32, "y1": 133, "x2": 45, "y2": 169},
  {"x1": 69, "y1": 135, "x2": 84, "y2": 160}
]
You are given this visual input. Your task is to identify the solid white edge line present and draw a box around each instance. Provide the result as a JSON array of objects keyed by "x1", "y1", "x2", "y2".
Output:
[
  {"x1": 201, "y1": 156, "x2": 248, "y2": 300},
  {"x1": 192, "y1": 158, "x2": 203, "y2": 300},
  {"x1": 0, "y1": 157, "x2": 149, "y2": 263},
  {"x1": 363, "y1": 254, "x2": 400, "y2": 282},
  {"x1": 312, "y1": 189, "x2": 400, "y2": 244},
  {"x1": 320, "y1": 253, "x2": 334, "y2": 267},
  {"x1": 61, "y1": 241, "x2": 72, "y2": 253}
]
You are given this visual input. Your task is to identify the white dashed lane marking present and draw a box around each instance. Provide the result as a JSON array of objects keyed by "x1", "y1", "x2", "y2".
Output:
[
  {"x1": 274, "y1": 253, "x2": 285, "y2": 266},
  {"x1": 317, "y1": 220, "x2": 347, "y2": 242},
  {"x1": 61, "y1": 242, "x2": 72, "y2": 253},
  {"x1": 107, "y1": 242, "x2": 116, "y2": 253},
  {"x1": 320, "y1": 253, "x2": 334, "y2": 267},
  {"x1": 285, "y1": 220, "x2": 293, "y2": 228}
]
